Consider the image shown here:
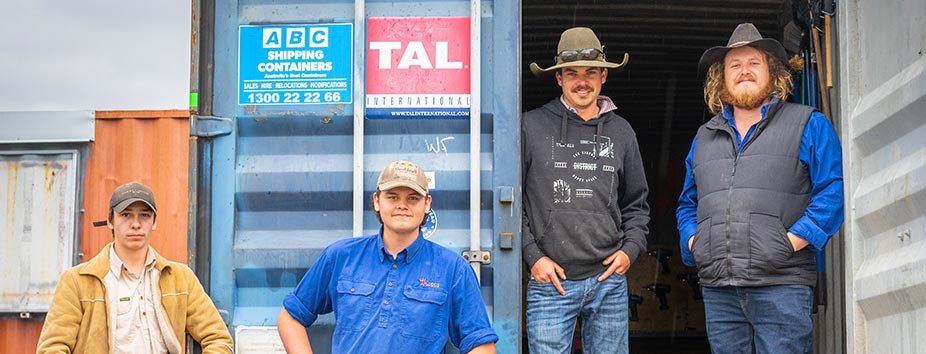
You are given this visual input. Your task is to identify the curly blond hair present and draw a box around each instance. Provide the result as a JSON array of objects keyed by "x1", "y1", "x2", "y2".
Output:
[{"x1": 703, "y1": 48, "x2": 794, "y2": 114}]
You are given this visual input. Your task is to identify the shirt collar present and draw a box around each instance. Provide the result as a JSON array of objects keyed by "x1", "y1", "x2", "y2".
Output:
[
  {"x1": 109, "y1": 245, "x2": 156, "y2": 279},
  {"x1": 559, "y1": 95, "x2": 617, "y2": 119},
  {"x1": 722, "y1": 96, "x2": 779, "y2": 126},
  {"x1": 375, "y1": 226, "x2": 425, "y2": 265}
]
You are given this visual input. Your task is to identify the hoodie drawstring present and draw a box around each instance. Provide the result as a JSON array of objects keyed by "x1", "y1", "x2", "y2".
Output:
[
  {"x1": 559, "y1": 109, "x2": 568, "y2": 146},
  {"x1": 560, "y1": 108, "x2": 604, "y2": 160}
]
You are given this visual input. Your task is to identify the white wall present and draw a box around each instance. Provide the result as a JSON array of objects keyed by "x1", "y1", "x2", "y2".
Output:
[{"x1": 0, "y1": 1, "x2": 190, "y2": 111}]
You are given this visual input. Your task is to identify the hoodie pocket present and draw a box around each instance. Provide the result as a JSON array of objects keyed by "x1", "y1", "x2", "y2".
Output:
[
  {"x1": 748, "y1": 213, "x2": 793, "y2": 272},
  {"x1": 540, "y1": 209, "x2": 620, "y2": 264}
]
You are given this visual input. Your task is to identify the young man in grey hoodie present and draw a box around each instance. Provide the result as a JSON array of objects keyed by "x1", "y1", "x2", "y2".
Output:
[{"x1": 522, "y1": 27, "x2": 650, "y2": 354}]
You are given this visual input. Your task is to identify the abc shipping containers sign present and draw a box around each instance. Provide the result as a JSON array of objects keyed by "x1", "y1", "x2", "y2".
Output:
[
  {"x1": 366, "y1": 17, "x2": 470, "y2": 119},
  {"x1": 238, "y1": 24, "x2": 353, "y2": 105}
]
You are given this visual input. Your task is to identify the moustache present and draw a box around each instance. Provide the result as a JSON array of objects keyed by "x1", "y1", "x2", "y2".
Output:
[{"x1": 735, "y1": 74, "x2": 758, "y2": 84}]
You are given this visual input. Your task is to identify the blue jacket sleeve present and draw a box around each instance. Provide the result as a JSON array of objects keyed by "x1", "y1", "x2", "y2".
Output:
[
  {"x1": 676, "y1": 136, "x2": 699, "y2": 267},
  {"x1": 449, "y1": 260, "x2": 498, "y2": 353},
  {"x1": 282, "y1": 248, "x2": 335, "y2": 327},
  {"x1": 788, "y1": 111, "x2": 845, "y2": 251}
]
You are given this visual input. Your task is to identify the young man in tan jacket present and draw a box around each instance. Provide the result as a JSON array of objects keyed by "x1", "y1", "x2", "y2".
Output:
[{"x1": 37, "y1": 181, "x2": 233, "y2": 354}]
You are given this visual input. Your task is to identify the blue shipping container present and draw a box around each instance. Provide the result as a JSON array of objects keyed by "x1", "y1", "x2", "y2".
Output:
[{"x1": 196, "y1": 0, "x2": 522, "y2": 352}]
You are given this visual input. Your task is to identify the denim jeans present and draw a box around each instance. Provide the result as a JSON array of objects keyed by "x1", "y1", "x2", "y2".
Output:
[
  {"x1": 702, "y1": 285, "x2": 813, "y2": 354},
  {"x1": 526, "y1": 273, "x2": 628, "y2": 354}
]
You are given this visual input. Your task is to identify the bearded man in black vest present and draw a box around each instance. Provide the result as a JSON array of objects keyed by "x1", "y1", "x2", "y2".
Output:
[{"x1": 676, "y1": 23, "x2": 844, "y2": 354}]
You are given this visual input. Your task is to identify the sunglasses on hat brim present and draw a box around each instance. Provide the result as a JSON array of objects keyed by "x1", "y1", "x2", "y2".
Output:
[{"x1": 555, "y1": 48, "x2": 604, "y2": 64}]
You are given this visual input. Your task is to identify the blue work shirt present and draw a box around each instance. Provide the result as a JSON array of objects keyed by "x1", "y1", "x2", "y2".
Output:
[
  {"x1": 676, "y1": 99, "x2": 844, "y2": 266},
  {"x1": 282, "y1": 229, "x2": 498, "y2": 353}
]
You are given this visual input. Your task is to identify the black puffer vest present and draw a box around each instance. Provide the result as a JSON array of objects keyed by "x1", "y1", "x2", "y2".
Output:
[{"x1": 691, "y1": 100, "x2": 817, "y2": 287}]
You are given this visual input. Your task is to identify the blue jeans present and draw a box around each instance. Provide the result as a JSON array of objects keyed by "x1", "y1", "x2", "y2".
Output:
[
  {"x1": 702, "y1": 285, "x2": 813, "y2": 354},
  {"x1": 526, "y1": 273, "x2": 628, "y2": 354}
]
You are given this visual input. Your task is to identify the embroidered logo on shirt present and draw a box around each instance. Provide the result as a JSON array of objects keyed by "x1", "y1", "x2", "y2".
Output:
[{"x1": 419, "y1": 277, "x2": 440, "y2": 288}]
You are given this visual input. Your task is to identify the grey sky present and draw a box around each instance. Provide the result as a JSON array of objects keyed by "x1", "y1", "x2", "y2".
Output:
[{"x1": 0, "y1": 1, "x2": 190, "y2": 111}]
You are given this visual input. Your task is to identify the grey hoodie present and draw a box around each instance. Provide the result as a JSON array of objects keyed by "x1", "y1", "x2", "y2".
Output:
[{"x1": 521, "y1": 96, "x2": 650, "y2": 280}]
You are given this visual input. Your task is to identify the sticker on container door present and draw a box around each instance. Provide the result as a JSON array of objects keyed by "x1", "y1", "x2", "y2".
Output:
[
  {"x1": 366, "y1": 17, "x2": 470, "y2": 119},
  {"x1": 238, "y1": 23, "x2": 353, "y2": 105},
  {"x1": 421, "y1": 209, "x2": 437, "y2": 240}
]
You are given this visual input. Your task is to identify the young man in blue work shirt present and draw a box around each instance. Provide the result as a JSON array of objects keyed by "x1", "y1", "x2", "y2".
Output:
[
  {"x1": 277, "y1": 160, "x2": 498, "y2": 354},
  {"x1": 676, "y1": 23, "x2": 844, "y2": 354}
]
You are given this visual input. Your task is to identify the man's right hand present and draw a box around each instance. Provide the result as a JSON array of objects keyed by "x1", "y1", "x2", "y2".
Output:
[
  {"x1": 531, "y1": 256, "x2": 567, "y2": 295},
  {"x1": 687, "y1": 235, "x2": 694, "y2": 251}
]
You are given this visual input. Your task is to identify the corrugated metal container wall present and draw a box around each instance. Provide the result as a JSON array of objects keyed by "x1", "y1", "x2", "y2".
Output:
[
  {"x1": 203, "y1": 0, "x2": 521, "y2": 352},
  {"x1": 81, "y1": 110, "x2": 191, "y2": 263},
  {"x1": 838, "y1": 0, "x2": 926, "y2": 353},
  {"x1": 0, "y1": 319, "x2": 43, "y2": 354}
]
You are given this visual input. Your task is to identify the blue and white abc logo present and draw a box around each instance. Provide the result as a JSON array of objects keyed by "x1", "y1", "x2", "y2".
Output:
[{"x1": 262, "y1": 27, "x2": 328, "y2": 48}]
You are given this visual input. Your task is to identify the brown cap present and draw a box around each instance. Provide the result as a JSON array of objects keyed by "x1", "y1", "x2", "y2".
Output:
[
  {"x1": 110, "y1": 181, "x2": 157, "y2": 214},
  {"x1": 376, "y1": 160, "x2": 428, "y2": 196}
]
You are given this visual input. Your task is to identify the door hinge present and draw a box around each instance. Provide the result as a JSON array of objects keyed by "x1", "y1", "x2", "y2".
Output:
[{"x1": 192, "y1": 115, "x2": 233, "y2": 137}]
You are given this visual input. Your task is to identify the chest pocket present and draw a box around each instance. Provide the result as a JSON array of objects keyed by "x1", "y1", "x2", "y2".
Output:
[
  {"x1": 335, "y1": 280, "x2": 376, "y2": 331},
  {"x1": 399, "y1": 285, "x2": 449, "y2": 340}
]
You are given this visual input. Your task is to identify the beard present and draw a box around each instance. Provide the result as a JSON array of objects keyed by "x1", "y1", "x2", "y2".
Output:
[{"x1": 722, "y1": 78, "x2": 773, "y2": 110}]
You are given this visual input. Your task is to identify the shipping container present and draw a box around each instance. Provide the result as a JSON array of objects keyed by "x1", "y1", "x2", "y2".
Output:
[{"x1": 192, "y1": 0, "x2": 521, "y2": 353}]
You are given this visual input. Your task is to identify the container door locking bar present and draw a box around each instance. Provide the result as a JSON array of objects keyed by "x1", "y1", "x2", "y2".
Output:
[{"x1": 462, "y1": 250, "x2": 491, "y2": 264}]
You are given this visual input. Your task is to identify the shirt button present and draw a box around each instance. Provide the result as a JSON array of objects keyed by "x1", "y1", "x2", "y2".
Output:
[
  {"x1": 388, "y1": 282, "x2": 393, "y2": 287},
  {"x1": 350, "y1": 288, "x2": 355, "y2": 293},
  {"x1": 384, "y1": 300, "x2": 389, "y2": 305},
  {"x1": 392, "y1": 264, "x2": 397, "y2": 269}
]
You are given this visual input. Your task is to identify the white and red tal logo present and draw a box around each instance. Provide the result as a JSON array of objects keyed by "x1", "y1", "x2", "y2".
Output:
[{"x1": 367, "y1": 17, "x2": 470, "y2": 95}]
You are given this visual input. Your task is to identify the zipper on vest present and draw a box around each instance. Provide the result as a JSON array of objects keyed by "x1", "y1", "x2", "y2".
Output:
[{"x1": 723, "y1": 127, "x2": 739, "y2": 272}]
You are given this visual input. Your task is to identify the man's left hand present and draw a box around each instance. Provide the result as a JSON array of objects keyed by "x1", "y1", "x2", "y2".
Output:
[
  {"x1": 598, "y1": 250, "x2": 631, "y2": 281},
  {"x1": 788, "y1": 232, "x2": 809, "y2": 251}
]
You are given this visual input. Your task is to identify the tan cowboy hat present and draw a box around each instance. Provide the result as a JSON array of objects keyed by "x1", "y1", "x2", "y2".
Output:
[
  {"x1": 530, "y1": 27, "x2": 629, "y2": 78},
  {"x1": 698, "y1": 23, "x2": 790, "y2": 74}
]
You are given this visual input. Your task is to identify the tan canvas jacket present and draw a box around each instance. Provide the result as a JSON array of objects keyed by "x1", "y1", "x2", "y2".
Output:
[{"x1": 36, "y1": 243, "x2": 233, "y2": 354}]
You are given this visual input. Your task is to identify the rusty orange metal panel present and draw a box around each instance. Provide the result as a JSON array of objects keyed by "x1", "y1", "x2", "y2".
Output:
[
  {"x1": 0, "y1": 319, "x2": 42, "y2": 354},
  {"x1": 80, "y1": 110, "x2": 190, "y2": 264}
]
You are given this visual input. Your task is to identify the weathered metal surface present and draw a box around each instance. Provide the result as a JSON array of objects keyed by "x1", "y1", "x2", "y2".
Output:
[
  {"x1": 80, "y1": 111, "x2": 190, "y2": 264},
  {"x1": 838, "y1": 0, "x2": 926, "y2": 352},
  {"x1": 0, "y1": 111, "x2": 94, "y2": 143},
  {"x1": 0, "y1": 151, "x2": 78, "y2": 313}
]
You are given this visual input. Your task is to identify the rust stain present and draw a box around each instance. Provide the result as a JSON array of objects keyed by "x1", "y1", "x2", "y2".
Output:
[
  {"x1": 6, "y1": 162, "x2": 18, "y2": 241},
  {"x1": 43, "y1": 161, "x2": 58, "y2": 191}
]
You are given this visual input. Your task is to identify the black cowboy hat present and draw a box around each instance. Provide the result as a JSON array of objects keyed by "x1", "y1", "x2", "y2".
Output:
[
  {"x1": 698, "y1": 23, "x2": 790, "y2": 74},
  {"x1": 530, "y1": 27, "x2": 629, "y2": 78}
]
